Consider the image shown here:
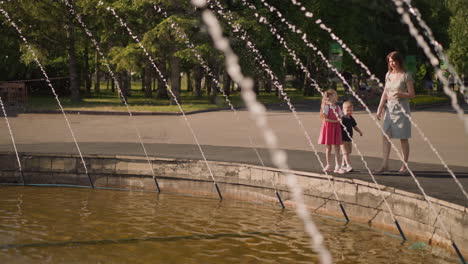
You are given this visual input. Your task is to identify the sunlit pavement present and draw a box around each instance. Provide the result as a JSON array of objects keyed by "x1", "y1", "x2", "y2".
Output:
[{"x1": 1, "y1": 103, "x2": 467, "y2": 206}]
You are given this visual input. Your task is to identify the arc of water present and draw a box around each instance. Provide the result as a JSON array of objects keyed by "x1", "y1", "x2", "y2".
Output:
[
  {"x1": 60, "y1": 0, "x2": 161, "y2": 193},
  {"x1": 331, "y1": 106, "x2": 406, "y2": 240},
  {"x1": 239, "y1": 0, "x2": 464, "y2": 256},
  {"x1": 0, "y1": 96, "x2": 25, "y2": 185},
  {"x1": 403, "y1": 0, "x2": 467, "y2": 102},
  {"x1": 241, "y1": 0, "x2": 408, "y2": 238},
  {"x1": 193, "y1": 1, "x2": 333, "y2": 262},
  {"x1": 103, "y1": 3, "x2": 223, "y2": 200},
  {"x1": 208, "y1": 1, "x2": 321, "y2": 94},
  {"x1": 209, "y1": 0, "x2": 351, "y2": 222},
  {"x1": 287, "y1": 0, "x2": 468, "y2": 202},
  {"x1": 392, "y1": 0, "x2": 468, "y2": 133},
  {"x1": 152, "y1": 5, "x2": 287, "y2": 208},
  {"x1": 289, "y1": 0, "x2": 468, "y2": 134},
  {"x1": 153, "y1": 5, "x2": 264, "y2": 167},
  {"x1": 0, "y1": 6, "x2": 94, "y2": 189},
  {"x1": 391, "y1": 2, "x2": 468, "y2": 261}
]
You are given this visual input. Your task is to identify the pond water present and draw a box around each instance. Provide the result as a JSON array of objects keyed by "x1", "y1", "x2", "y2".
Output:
[{"x1": 0, "y1": 186, "x2": 458, "y2": 263}]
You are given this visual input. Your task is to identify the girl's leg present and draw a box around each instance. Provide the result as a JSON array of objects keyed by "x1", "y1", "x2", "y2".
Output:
[
  {"x1": 399, "y1": 139, "x2": 410, "y2": 172},
  {"x1": 334, "y1": 145, "x2": 345, "y2": 173},
  {"x1": 324, "y1": 145, "x2": 332, "y2": 170}
]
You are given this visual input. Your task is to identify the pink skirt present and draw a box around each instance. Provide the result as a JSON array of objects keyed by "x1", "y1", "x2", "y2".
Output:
[{"x1": 318, "y1": 121, "x2": 342, "y2": 145}]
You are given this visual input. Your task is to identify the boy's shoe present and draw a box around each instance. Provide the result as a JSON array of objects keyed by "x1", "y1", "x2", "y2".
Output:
[
  {"x1": 342, "y1": 165, "x2": 353, "y2": 172},
  {"x1": 333, "y1": 168, "x2": 346, "y2": 174}
]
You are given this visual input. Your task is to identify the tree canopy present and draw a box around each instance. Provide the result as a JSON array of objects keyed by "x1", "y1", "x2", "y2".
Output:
[{"x1": 0, "y1": 0, "x2": 464, "y2": 103}]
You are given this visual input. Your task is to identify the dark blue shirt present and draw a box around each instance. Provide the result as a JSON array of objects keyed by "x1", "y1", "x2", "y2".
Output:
[{"x1": 342, "y1": 115, "x2": 357, "y2": 141}]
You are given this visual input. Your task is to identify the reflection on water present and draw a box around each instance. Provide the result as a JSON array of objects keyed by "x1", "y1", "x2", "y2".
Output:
[{"x1": 0, "y1": 186, "x2": 458, "y2": 263}]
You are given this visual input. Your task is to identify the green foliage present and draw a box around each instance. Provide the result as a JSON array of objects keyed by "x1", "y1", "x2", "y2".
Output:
[
  {"x1": 0, "y1": 0, "x2": 465, "y2": 105},
  {"x1": 109, "y1": 43, "x2": 143, "y2": 72},
  {"x1": 447, "y1": 0, "x2": 468, "y2": 74}
]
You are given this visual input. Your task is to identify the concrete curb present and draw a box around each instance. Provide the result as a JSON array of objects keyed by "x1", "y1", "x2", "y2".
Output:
[
  {"x1": 19, "y1": 100, "x2": 451, "y2": 116},
  {"x1": 23, "y1": 106, "x2": 239, "y2": 116}
]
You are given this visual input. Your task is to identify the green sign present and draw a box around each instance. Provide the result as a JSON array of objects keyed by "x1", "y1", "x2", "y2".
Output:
[
  {"x1": 440, "y1": 60, "x2": 448, "y2": 70},
  {"x1": 405, "y1": 55, "x2": 417, "y2": 74},
  {"x1": 329, "y1": 42, "x2": 343, "y2": 71},
  {"x1": 330, "y1": 42, "x2": 343, "y2": 55}
]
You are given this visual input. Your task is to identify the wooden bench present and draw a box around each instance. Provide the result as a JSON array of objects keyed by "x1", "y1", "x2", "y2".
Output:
[{"x1": 0, "y1": 82, "x2": 27, "y2": 107}]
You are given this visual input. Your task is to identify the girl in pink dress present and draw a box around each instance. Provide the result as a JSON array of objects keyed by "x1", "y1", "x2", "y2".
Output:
[{"x1": 318, "y1": 89, "x2": 345, "y2": 174}]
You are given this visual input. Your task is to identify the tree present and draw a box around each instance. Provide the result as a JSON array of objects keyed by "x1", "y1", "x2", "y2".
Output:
[{"x1": 448, "y1": 0, "x2": 468, "y2": 75}]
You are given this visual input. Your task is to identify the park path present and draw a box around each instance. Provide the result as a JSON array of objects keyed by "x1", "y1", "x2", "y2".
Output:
[{"x1": 0, "y1": 103, "x2": 467, "y2": 206}]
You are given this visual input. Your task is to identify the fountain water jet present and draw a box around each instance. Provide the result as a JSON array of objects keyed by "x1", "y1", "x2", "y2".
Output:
[
  {"x1": 234, "y1": 1, "x2": 465, "y2": 260},
  {"x1": 0, "y1": 5, "x2": 94, "y2": 189},
  {"x1": 402, "y1": 0, "x2": 467, "y2": 103},
  {"x1": 392, "y1": 0, "x2": 467, "y2": 133},
  {"x1": 193, "y1": 0, "x2": 332, "y2": 262},
  {"x1": 239, "y1": 0, "x2": 410, "y2": 240},
  {"x1": 103, "y1": 3, "x2": 223, "y2": 200},
  {"x1": 0, "y1": 96, "x2": 24, "y2": 185},
  {"x1": 61, "y1": 0, "x2": 161, "y2": 192},
  {"x1": 272, "y1": 0, "x2": 468, "y2": 202},
  {"x1": 209, "y1": 0, "x2": 350, "y2": 222},
  {"x1": 152, "y1": 4, "x2": 285, "y2": 208}
]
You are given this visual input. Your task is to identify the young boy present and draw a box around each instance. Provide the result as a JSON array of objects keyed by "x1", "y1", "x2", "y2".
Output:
[{"x1": 340, "y1": 101, "x2": 363, "y2": 172}]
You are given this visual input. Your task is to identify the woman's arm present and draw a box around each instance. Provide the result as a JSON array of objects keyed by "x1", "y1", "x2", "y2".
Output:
[
  {"x1": 376, "y1": 90, "x2": 387, "y2": 120},
  {"x1": 394, "y1": 79, "x2": 415, "y2": 99}
]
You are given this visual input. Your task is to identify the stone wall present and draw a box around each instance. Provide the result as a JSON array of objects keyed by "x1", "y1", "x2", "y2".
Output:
[{"x1": 0, "y1": 152, "x2": 466, "y2": 257}]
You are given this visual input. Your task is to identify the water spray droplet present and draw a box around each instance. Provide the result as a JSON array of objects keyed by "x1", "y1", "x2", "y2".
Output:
[{"x1": 191, "y1": 0, "x2": 207, "y2": 8}]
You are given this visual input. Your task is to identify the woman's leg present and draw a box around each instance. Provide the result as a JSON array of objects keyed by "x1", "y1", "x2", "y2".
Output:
[
  {"x1": 376, "y1": 133, "x2": 391, "y2": 172},
  {"x1": 399, "y1": 139, "x2": 410, "y2": 172}
]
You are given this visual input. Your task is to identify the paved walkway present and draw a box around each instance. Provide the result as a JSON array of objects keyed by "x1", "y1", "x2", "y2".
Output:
[{"x1": 1, "y1": 103, "x2": 467, "y2": 207}]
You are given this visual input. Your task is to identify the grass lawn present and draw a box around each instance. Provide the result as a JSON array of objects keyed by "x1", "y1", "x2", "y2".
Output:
[
  {"x1": 26, "y1": 82, "x2": 321, "y2": 113},
  {"x1": 25, "y1": 81, "x2": 450, "y2": 113},
  {"x1": 409, "y1": 94, "x2": 450, "y2": 107}
]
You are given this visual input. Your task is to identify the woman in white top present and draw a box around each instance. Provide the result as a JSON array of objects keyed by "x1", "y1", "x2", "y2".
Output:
[{"x1": 376, "y1": 51, "x2": 415, "y2": 174}]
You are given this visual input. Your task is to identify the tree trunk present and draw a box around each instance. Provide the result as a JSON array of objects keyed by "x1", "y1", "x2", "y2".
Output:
[
  {"x1": 111, "y1": 77, "x2": 115, "y2": 93},
  {"x1": 144, "y1": 65, "x2": 152, "y2": 98},
  {"x1": 264, "y1": 77, "x2": 272, "y2": 93},
  {"x1": 84, "y1": 44, "x2": 91, "y2": 96},
  {"x1": 170, "y1": 53, "x2": 181, "y2": 104},
  {"x1": 223, "y1": 70, "x2": 231, "y2": 96},
  {"x1": 117, "y1": 71, "x2": 127, "y2": 103},
  {"x1": 209, "y1": 61, "x2": 219, "y2": 104},
  {"x1": 210, "y1": 77, "x2": 217, "y2": 104},
  {"x1": 125, "y1": 71, "x2": 131, "y2": 97},
  {"x1": 186, "y1": 71, "x2": 193, "y2": 92},
  {"x1": 303, "y1": 60, "x2": 318, "y2": 96},
  {"x1": 253, "y1": 79, "x2": 260, "y2": 95},
  {"x1": 156, "y1": 57, "x2": 169, "y2": 99},
  {"x1": 194, "y1": 65, "x2": 203, "y2": 97},
  {"x1": 66, "y1": 17, "x2": 80, "y2": 103},
  {"x1": 205, "y1": 74, "x2": 212, "y2": 97},
  {"x1": 94, "y1": 49, "x2": 100, "y2": 93},
  {"x1": 141, "y1": 68, "x2": 145, "y2": 92}
]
